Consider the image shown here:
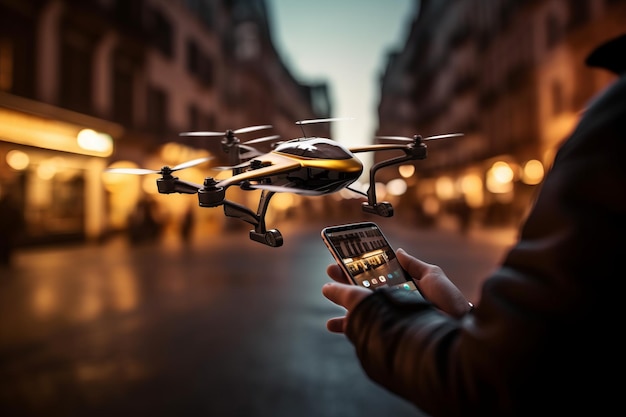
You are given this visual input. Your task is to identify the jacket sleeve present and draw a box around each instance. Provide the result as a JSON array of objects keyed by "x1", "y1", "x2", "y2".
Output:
[{"x1": 344, "y1": 75, "x2": 626, "y2": 417}]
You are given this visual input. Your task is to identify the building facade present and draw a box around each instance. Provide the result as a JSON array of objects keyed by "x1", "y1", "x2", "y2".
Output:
[
  {"x1": 376, "y1": 0, "x2": 624, "y2": 230},
  {"x1": 0, "y1": 0, "x2": 330, "y2": 245}
]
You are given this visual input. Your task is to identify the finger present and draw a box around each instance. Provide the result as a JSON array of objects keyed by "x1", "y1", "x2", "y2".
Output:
[
  {"x1": 322, "y1": 282, "x2": 369, "y2": 311},
  {"x1": 326, "y1": 317, "x2": 346, "y2": 333},
  {"x1": 396, "y1": 248, "x2": 431, "y2": 279},
  {"x1": 321, "y1": 281, "x2": 350, "y2": 307},
  {"x1": 326, "y1": 263, "x2": 351, "y2": 284},
  {"x1": 397, "y1": 248, "x2": 470, "y2": 318}
]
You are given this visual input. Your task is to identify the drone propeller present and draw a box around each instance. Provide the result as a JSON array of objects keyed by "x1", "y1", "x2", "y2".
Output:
[
  {"x1": 376, "y1": 133, "x2": 464, "y2": 142},
  {"x1": 424, "y1": 133, "x2": 464, "y2": 141},
  {"x1": 241, "y1": 135, "x2": 281, "y2": 145},
  {"x1": 295, "y1": 117, "x2": 355, "y2": 138},
  {"x1": 295, "y1": 117, "x2": 355, "y2": 125},
  {"x1": 179, "y1": 125, "x2": 273, "y2": 137},
  {"x1": 105, "y1": 157, "x2": 213, "y2": 176}
]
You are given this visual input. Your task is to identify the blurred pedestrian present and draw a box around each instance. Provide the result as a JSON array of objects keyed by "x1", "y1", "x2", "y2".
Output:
[
  {"x1": 127, "y1": 196, "x2": 162, "y2": 244},
  {"x1": 0, "y1": 190, "x2": 24, "y2": 267},
  {"x1": 180, "y1": 205, "x2": 195, "y2": 244},
  {"x1": 451, "y1": 197, "x2": 471, "y2": 234},
  {"x1": 322, "y1": 33, "x2": 626, "y2": 417}
]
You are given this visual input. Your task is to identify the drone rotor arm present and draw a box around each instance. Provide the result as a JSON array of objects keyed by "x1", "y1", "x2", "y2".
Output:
[
  {"x1": 249, "y1": 184, "x2": 323, "y2": 196},
  {"x1": 215, "y1": 158, "x2": 301, "y2": 188},
  {"x1": 156, "y1": 177, "x2": 202, "y2": 194},
  {"x1": 349, "y1": 144, "x2": 412, "y2": 153},
  {"x1": 375, "y1": 135, "x2": 414, "y2": 142}
]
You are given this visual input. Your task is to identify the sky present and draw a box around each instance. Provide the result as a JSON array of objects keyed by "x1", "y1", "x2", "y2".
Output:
[{"x1": 267, "y1": 0, "x2": 417, "y2": 160}]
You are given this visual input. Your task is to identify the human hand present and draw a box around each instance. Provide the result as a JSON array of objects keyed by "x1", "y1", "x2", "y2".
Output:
[
  {"x1": 322, "y1": 248, "x2": 472, "y2": 332},
  {"x1": 322, "y1": 265, "x2": 371, "y2": 334},
  {"x1": 395, "y1": 248, "x2": 472, "y2": 318}
]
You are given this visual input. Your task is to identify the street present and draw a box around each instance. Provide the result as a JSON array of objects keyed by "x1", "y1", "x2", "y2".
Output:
[{"x1": 0, "y1": 217, "x2": 515, "y2": 417}]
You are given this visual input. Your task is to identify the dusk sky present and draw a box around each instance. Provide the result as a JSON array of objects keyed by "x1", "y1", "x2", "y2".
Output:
[{"x1": 268, "y1": 0, "x2": 417, "y2": 170}]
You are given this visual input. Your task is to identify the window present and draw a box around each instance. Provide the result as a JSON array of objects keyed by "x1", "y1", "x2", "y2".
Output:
[
  {"x1": 183, "y1": 0, "x2": 215, "y2": 28},
  {"x1": 0, "y1": 9, "x2": 36, "y2": 98},
  {"x1": 545, "y1": 14, "x2": 562, "y2": 50},
  {"x1": 145, "y1": 8, "x2": 173, "y2": 57},
  {"x1": 147, "y1": 86, "x2": 168, "y2": 135},
  {"x1": 235, "y1": 22, "x2": 260, "y2": 61},
  {"x1": 188, "y1": 104, "x2": 199, "y2": 131},
  {"x1": 186, "y1": 40, "x2": 200, "y2": 74},
  {"x1": 112, "y1": 52, "x2": 135, "y2": 126},
  {"x1": 198, "y1": 54, "x2": 214, "y2": 86},
  {"x1": 113, "y1": 0, "x2": 144, "y2": 28},
  {"x1": 0, "y1": 38, "x2": 13, "y2": 91},
  {"x1": 60, "y1": 26, "x2": 94, "y2": 113},
  {"x1": 568, "y1": 0, "x2": 590, "y2": 29},
  {"x1": 186, "y1": 39, "x2": 214, "y2": 86}
]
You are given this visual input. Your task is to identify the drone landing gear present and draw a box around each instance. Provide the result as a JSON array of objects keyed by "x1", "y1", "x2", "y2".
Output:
[
  {"x1": 222, "y1": 190, "x2": 283, "y2": 247},
  {"x1": 361, "y1": 201, "x2": 394, "y2": 217},
  {"x1": 197, "y1": 178, "x2": 283, "y2": 247},
  {"x1": 362, "y1": 141, "x2": 427, "y2": 218},
  {"x1": 249, "y1": 229, "x2": 283, "y2": 247}
]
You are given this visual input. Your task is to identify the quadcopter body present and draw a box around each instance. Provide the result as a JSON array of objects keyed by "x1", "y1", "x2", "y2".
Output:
[
  {"x1": 107, "y1": 121, "x2": 462, "y2": 247},
  {"x1": 216, "y1": 137, "x2": 363, "y2": 195}
]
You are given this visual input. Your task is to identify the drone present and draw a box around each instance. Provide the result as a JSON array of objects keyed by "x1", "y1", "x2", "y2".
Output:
[{"x1": 106, "y1": 119, "x2": 462, "y2": 247}]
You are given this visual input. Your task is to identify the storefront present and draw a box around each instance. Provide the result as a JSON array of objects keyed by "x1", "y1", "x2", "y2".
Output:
[{"x1": 0, "y1": 92, "x2": 122, "y2": 246}]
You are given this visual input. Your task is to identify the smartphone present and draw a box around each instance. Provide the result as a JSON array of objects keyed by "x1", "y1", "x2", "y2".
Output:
[{"x1": 321, "y1": 221, "x2": 425, "y2": 299}]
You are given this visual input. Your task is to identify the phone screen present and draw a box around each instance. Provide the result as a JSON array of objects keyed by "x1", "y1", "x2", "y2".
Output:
[{"x1": 321, "y1": 222, "x2": 424, "y2": 298}]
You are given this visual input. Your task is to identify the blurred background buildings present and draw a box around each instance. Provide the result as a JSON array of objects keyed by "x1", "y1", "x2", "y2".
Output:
[
  {"x1": 0, "y1": 0, "x2": 624, "y2": 249},
  {"x1": 0, "y1": 0, "x2": 331, "y2": 247},
  {"x1": 376, "y1": 0, "x2": 624, "y2": 230}
]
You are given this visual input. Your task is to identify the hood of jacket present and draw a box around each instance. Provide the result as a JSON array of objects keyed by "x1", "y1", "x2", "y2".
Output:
[{"x1": 585, "y1": 33, "x2": 626, "y2": 75}]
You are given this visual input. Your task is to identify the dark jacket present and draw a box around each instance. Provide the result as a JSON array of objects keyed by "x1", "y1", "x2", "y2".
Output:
[{"x1": 345, "y1": 34, "x2": 626, "y2": 417}]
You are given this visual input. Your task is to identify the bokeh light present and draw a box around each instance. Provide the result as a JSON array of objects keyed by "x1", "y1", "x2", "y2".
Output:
[
  {"x1": 522, "y1": 159, "x2": 544, "y2": 185},
  {"x1": 6, "y1": 149, "x2": 29, "y2": 170},
  {"x1": 386, "y1": 178, "x2": 407, "y2": 196}
]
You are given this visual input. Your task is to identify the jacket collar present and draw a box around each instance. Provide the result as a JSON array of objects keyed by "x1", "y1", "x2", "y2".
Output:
[{"x1": 585, "y1": 33, "x2": 626, "y2": 75}]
